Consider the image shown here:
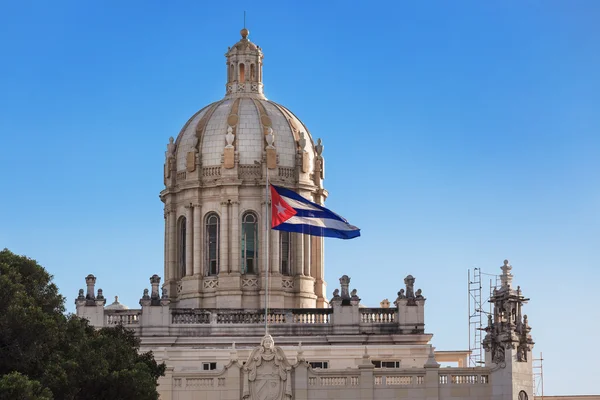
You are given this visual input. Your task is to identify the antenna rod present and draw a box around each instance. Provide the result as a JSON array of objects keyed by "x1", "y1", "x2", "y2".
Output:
[{"x1": 244, "y1": 11, "x2": 246, "y2": 29}]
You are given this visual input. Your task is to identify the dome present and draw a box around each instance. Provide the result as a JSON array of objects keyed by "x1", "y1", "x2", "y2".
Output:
[
  {"x1": 105, "y1": 296, "x2": 129, "y2": 310},
  {"x1": 174, "y1": 98, "x2": 315, "y2": 169},
  {"x1": 160, "y1": 29, "x2": 328, "y2": 310}
]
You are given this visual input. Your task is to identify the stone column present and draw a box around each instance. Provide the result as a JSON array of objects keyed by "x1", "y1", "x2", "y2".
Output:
[
  {"x1": 193, "y1": 203, "x2": 202, "y2": 275},
  {"x1": 230, "y1": 201, "x2": 240, "y2": 273},
  {"x1": 167, "y1": 206, "x2": 176, "y2": 281},
  {"x1": 303, "y1": 234, "x2": 311, "y2": 276},
  {"x1": 219, "y1": 200, "x2": 229, "y2": 275},
  {"x1": 185, "y1": 205, "x2": 193, "y2": 277},
  {"x1": 295, "y1": 233, "x2": 304, "y2": 276},
  {"x1": 271, "y1": 229, "x2": 280, "y2": 273}
]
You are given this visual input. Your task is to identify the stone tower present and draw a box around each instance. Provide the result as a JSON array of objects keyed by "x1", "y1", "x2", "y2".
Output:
[
  {"x1": 483, "y1": 260, "x2": 535, "y2": 400},
  {"x1": 160, "y1": 29, "x2": 328, "y2": 309}
]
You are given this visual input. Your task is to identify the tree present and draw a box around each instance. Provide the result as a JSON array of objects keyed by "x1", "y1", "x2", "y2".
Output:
[{"x1": 0, "y1": 249, "x2": 165, "y2": 400}]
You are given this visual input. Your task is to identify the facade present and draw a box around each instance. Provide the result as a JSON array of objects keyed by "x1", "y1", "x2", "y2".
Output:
[{"x1": 76, "y1": 29, "x2": 537, "y2": 400}]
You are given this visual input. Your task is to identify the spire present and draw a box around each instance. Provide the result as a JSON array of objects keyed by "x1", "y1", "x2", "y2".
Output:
[
  {"x1": 224, "y1": 28, "x2": 265, "y2": 99},
  {"x1": 500, "y1": 259, "x2": 513, "y2": 289}
]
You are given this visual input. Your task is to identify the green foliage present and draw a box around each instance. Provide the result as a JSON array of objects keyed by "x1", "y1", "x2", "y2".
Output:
[
  {"x1": 0, "y1": 249, "x2": 165, "y2": 400},
  {"x1": 0, "y1": 372, "x2": 53, "y2": 400}
]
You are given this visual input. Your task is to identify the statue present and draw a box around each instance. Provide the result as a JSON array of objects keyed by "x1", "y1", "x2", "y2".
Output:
[
  {"x1": 332, "y1": 289, "x2": 340, "y2": 298},
  {"x1": 404, "y1": 275, "x2": 415, "y2": 298},
  {"x1": 142, "y1": 288, "x2": 150, "y2": 300},
  {"x1": 298, "y1": 132, "x2": 306, "y2": 151},
  {"x1": 96, "y1": 289, "x2": 104, "y2": 299},
  {"x1": 77, "y1": 289, "x2": 85, "y2": 299},
  {"x1": 415, "y1": 289, "x2": 424, "y2": 299},
  {"x1": 161, "y1": 287, "x2": 168, "y2": 299},
  {"x1": 166, "y1": 137, "x2": 175, "y2": 158},
  {"x1": 265, "y1": 127, "x2": 275, "y2": 148},
  {"x1": 225, "y1": 126, "x2": 235, "y2": 147},
  {"x1": 393, "y1": 289, "x2": 406, "y2": 306},
  {"x1": 242, "y1": 335, "x2": 292, "y2": 400}
]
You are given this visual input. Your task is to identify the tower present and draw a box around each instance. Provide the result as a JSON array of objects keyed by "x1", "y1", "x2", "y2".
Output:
[
  {"x1": 483, "y1": 260, "x2": 535, "y2": 400},
  {"x1": 160, "y1": 29, "x2": 328, "y2": 309}
]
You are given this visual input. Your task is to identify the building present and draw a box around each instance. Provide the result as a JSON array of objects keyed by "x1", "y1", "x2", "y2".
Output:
[{"x1": 76, "y1": 28, "x2": 537, "y2": 400}]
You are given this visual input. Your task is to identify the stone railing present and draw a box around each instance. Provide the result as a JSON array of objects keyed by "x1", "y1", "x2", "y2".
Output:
[
  {"x1": 202, "y1": 166, "x2": 221, "y2": 178},
  {"x1": 374, "y1": 374, "x2": 424, "y2": 386},
  {"x1": 170, "y1": 308, "x2": 332, "y2": 325},
  {"x1": 439, "y1": 373, "x2": 489, "y2": 384},
  {"x1": 105, "y1": 309, "x2": 142, "y2": 325},
  {"x1": 360, "y1": 307, "x2": 396, "y2": 323},
  {"x1": 308, "y1": 376, "x2": 360, "y2": 387},
  {"x1": 238, "y1": 164, "x2": 261, "y2": 179}
]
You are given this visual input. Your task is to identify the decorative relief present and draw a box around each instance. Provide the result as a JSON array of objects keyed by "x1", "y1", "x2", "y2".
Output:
[
  {"x1": 251, "y1": 83, "x2": 259, "y2": 92},
  {"x1": 242, "y1": 335, "x2": 292, "y2": 400},
  {"x1": 176, "y1": 171, "x2": 187, "y2": 180},
  {"x1": 237, "y1": 83, "x2": 246, "y2": 91},
  {"x1": 204, "y1": 279, "x2": 219, "y2": 289},
  {"x1": 242, "y1": 278, "x2": 259, "y2": 288},
  {"x1": 176, "y1": 283, "x2": 183, "y2": 295},
  {"x1": 173, "y1": 378, "x2": 182, "y2": 388},
  {"x1": 281, "y1": 279, "x2": 293, "y2": 289}
]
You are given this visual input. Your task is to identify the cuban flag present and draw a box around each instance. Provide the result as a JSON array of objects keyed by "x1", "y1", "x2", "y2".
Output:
[{"x1": 270, "y1": 184, "x2": 360, "y2": 239}]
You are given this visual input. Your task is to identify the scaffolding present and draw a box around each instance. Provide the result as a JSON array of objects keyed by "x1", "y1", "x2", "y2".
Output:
[
  {"x1": 533, "y1": 352, "x2": 544, "y2": 399},
  {"x1": 468, "y1": 268, "x2": 499, "y2": 367}
]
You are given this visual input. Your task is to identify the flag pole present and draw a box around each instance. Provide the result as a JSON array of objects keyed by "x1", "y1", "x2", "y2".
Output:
[{"x1": 265, "y1": 159, "x2": 270, "y2": 335}]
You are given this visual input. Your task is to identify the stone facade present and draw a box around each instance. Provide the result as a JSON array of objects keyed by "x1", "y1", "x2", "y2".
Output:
[{"x1": 76, "y1": 29, "x2": 537, "y2": 400}]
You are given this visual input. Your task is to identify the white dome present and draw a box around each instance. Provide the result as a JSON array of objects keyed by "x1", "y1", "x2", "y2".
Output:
[
  {"x1": 174, "y1": 98, "x2": 315, "y2": 170},
  {"x1": 105, "y1": 296, "x2": 129, "y2": 310}
]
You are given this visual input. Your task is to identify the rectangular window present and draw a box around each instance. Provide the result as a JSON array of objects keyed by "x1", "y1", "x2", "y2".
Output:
[
  {"x1": 372, "y1": 360, "x2": 401, "y2": 368},
  {"x1": 308, "y1": 361, "x2": 329, "y2": 369},
  {"x1": 202, "y1": 362, "x2": 217, "y2": 371},
  {"x1": 280, "y1": 231, "x2": 291, "y2": 275}
]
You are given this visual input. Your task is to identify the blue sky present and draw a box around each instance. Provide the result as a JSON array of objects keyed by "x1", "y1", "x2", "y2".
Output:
[{"x1": 1, "y1": 0, "x2": 599, "y2": 395}]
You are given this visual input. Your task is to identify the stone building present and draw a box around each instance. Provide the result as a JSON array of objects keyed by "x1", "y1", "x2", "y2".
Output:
[{"x1": 76, "y1": 28, "x2": 536, "y2": 400}]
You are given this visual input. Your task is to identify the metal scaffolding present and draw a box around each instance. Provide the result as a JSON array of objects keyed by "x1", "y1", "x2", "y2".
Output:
[
  {"x1": 533, "y1": 352, "x2": 544, "y2": 399},
  {"x1": 468, "y1": 267, "x2": 499, "y2": 367}
]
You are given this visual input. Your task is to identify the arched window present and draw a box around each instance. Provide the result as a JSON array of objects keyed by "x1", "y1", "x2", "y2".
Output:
[
  {"x1": 250, "y1": 63, "x2": 255, "y2": 80},
  {"x1": 205, "y1": 213, "x2": 219, "y2": 276},
  {"x1": 177, "y1": 217, "x2": 186, "y2": 278},
  {"x1": 518, "y1": 391, "x2": 528, "y2": 400},
  {"x1": 229, "y1": 64, "x2": 234, "y2": 82},
  {"x1": 239, "y1": 63, "x2": 245, "y2": 83},
  {"x1": 241, "y1": 212, "x2": 258, "y2": 274},
  {"x1": 280, "y1": 231, "x2": 292, "y2": 275}
]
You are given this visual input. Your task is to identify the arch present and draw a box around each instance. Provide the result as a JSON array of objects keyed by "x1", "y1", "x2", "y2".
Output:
[
  {"x1": 177, "y1": 216, "x2": 187, "y2": 278},
  {"x1": 241, "y1": 211, "x2": 258, "y2": 274},
  {"x1": 239, "y1": 63, "x2": 245, "y2": 83},
  {"x1": 518, "y1": 391, "x2": 528, "y2": 400},
  {"x1": 205, "y1": 213, "x2": 220, "y2": 276},
  {"x1": 229, "y1": 64, "x2": 234, "y2": 82},
  {"x1": 280, "y1": 231, "x2": 292, "y2": 276},
  {"x1": 250, "y1": 63, "x2": 255, "y2": 81}
]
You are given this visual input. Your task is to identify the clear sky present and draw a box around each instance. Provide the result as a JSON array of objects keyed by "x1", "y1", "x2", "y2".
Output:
[{"x1": 1, "y1": 0, "x2": 599, "y2": 395}]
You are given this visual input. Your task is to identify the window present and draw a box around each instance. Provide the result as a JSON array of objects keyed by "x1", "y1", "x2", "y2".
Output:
[
  {"x1": 241, "y1": 212, "x2": 258, "y2": 274},
  {"x1": 280, "y1": 231, "x2": 291, "y2": 275},
  {"x1": 372, "y1": 360, "x2": 401, "y2": 368},
  {"x1": 308, "y1": 361, "x2": 328, "y2": 369},
  {"x1": 178, "y1": 216, "x2": 186, "y2": 278},
  {"x1": 202, "y1": 362, "x2": 217, "y2": 371},
  {"x1": 205, "y1": 213, "x2": 219, "y2": 276},
  {"x1": 518, "y1": 391, "x2": 528, "y2": 400},
  {"x1": 239, "y1": 63, "x2": 245, "y2": 83}
]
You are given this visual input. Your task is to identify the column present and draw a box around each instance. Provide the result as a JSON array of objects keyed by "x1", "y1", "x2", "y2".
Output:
[
  {"x1": 230, "y1": 201, "x2": 240, "y2": 273},
  {"x1": 193, "y1": 203, "x2": 202, "y2": 275},
  {"x1": 271, "y1": 229, "x2": 280, "y2": 273},
  {"x1": 294, "y1": 233, "x2": 304, "y2": 276},
  {"x1": 163, "y1": 210, "x2": 168, "y2": 279},
  {"x1": 219, "y1": 200, "x2": 229, "y2": 275},
  {"x1": 303, "y1": 234, "x2": 311, "y2": 276},
  {"x1": 185, "y1": 206, "x2": 193, "y2": 277},
  {"x1": 167, "y1": 206, "x2": 176, "y2": 281}
]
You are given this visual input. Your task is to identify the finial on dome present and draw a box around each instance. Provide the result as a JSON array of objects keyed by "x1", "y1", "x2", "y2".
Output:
[{"x1": 241, "y1": 28, "x2": 249, "y2": 39}]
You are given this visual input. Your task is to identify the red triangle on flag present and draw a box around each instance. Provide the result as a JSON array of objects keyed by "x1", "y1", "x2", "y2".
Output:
[{"x1": 270, "y1": 185, "x2": 297, "y2": 228}]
